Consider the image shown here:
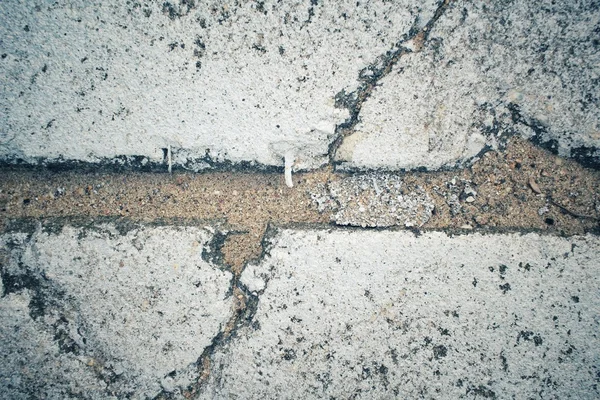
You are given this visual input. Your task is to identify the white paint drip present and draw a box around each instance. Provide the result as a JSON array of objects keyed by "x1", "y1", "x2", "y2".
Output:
[{"x1": 284, "y1": 151, "x2": 295, "y2": 188}]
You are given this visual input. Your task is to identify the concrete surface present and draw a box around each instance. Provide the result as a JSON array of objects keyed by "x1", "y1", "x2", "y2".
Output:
[
  {"x1": 1, "y1": 1, "x2": 600, "y2": 399},
  {"x1": 207, "y1": 229, "x2": 600, "y2": 399},
  {"x1": 1, "y1": 0, "x2": 599, "y2": 171},
  {"x1": 1, "y1": 223, "x2": 232, "y2": 399},
  {"x1": 1, "y1": 224, "x2": 599, "y2": 399},
  {"x1": 336, "y1": 0, "x2": 600, "y2": 170},
  {"x1": 0, "y1": 0, "x2": 437, "y2": 170}
]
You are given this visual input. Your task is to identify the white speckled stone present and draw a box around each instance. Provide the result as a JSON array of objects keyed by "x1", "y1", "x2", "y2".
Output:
[
  {"x1": 201, "y1": 229, "x2": 600, "y2": 399},
  {"x1": 336, "y1": 0, "x2": 600, "y2": 170},
  {"x1": 0, "y1": 224, "x2": 232, "y2": 399}
]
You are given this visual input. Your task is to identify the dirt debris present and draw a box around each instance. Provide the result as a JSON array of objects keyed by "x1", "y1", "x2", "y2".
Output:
[{"x1": 1, "y1": 137, "x2": 599, "y2": 269}]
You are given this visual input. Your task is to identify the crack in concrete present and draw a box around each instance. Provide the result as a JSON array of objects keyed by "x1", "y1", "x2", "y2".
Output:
[
  {"x1": 0, "y1": 152, "x2": 284, "y2": 175},
  {"x1": 328, "y1": 0, "x2": 454, "y2": 166},
  {"x1": 0, "y1": 229, "x2": 140, "y2": 397},
  {"x1": 506, "y1": 102, "x2": 600, "y2": 171},
  {"x1": 152, "y1": 210, "x2": 599, "y2": 397},
  {"x1": 153, "y1": 225, "x2": 279, "y2": 399},
  {"x1": 2, "y1": 135, "x2": 599, "y2": 241},
  {"x1": 2, "y1": 211, "x2": 599, "y2": 398}
]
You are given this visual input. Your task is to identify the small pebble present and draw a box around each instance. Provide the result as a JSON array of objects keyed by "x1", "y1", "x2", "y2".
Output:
[
  {"x1": 528, "y1": 177, "x2": 542, "y2": 194},
  {"x1": 475, "y1": 215, "x2": 488, "y2": 225}
]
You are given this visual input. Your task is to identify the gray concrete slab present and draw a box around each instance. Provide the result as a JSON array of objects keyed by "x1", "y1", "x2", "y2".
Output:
[
  {"x1": 3, "y1": 1, "x2": 598, "y2": 172},
  {"x1": 0, "y1": 224, "x2": 232, "y2": 399},
  {"x1": 2, "y1": 223, "x2": 599, "y2": 398},
  {"x1": 203, "y1": 229, "x2": 600, "y2": 399},
  {"x1": 0, "y1": 0, "x2": 438, "y2": 170},
  {"x1": 335, "y1": 0, "x2": 600, "y2": 170}
]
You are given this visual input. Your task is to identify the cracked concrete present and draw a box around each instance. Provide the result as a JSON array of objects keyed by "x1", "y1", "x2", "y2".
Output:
[
  {"x1": 1, "y1": 1, "x2": 600, "y2": 399},
  {"x1": 1, "y1": 223, "x2": 232, "y2": 399},
  {"x1": 202, "y1": 229, "x2": 600, "y2": 399},
  {"x1": 2, "y1": 0, "x2": 598, "y2": 171},
  {"x1": 335, "y1": 0, "x2": 600, "y2": 170},
  {"x1": 2, "y1": 220, "x2": 599, "y2": 399},
  {"x1": 0, "y1": 0, "x2": 440, "y2": 170}
]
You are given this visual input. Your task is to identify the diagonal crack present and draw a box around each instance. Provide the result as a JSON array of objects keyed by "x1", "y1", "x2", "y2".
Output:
[
  {"x1": 328, "y1": 0, "x2": 454, "y2": 166},
  {"x1": 152, "y1": 225, "x2": 279, "y2": 399}
]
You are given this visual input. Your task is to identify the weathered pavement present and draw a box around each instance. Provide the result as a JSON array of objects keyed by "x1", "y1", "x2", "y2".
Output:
[
  {"x1": 1, "y1": 0, "x2": 599, "y2": 169},
  {"x1": 1, "y1": 225, "x2": 599, "y2": 399},
  {"x1": 1, "y1": 0, "x2": 600, "y2": 399}
]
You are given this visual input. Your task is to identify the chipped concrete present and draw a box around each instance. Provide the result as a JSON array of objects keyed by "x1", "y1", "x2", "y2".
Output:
[
  {"x1": 202, "y1": 229, "x2": 600, "y2": 399},
  {"x1": 0, "y1": 224, "x2": 232, "y2": 399},
  {"x1": 0, "y1": 0, "x2": 439, "y2": 170},
  {"x1": 310, "y1": 173, "x2": 434, "y2": 227},
  {"x1": 335, "y1": 0, "x2": 600, "y2": 170}
]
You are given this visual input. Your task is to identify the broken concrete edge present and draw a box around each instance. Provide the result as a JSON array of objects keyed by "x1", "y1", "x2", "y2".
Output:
[
  {"x1": 269, "y1": 221, "x2": 600, "y2": 239},
  {"x1": 331, "y1": 144, "x2": 496, "y2": 175},
  {"x1": 331, "y1": 95, "x2": 518, "y2": 174},
  {"x1": 0, "y1": 151, "x2": 285, "y2": 174},
  {"x1": 201, "y1": 230, "x2": 246, "y2": 277},
  {"x1": 3, "y1": 105, "x2": 599, "y2": 176},
  {"x1": 3, "y1": 217, "x2": 599, "y2": 248},
  {"x1": 331, "y1": 101, "x2": 600, "y2": 172},
  {"x1": 0, "y1": 216, "x2": 230, "y2": 238},
  {"x1": 2, "y1": 131, "x2": 596, "y2": 177},
  {"x1": 327, "y1": 0, "x2": 453, "y2": 166},
  {"x1": 0, "y1": 145, "x2": 493, "y2": 175}
]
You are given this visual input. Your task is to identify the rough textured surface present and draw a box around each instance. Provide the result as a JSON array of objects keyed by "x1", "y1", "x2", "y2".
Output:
[
  {"x1": 336, "y1": 0, "x2": 600, "y2": 170},
  {"x1": 310, "y1": 173, "x2": 434, "y2": 227},
  {"x1": 0, "y1": 0, "x2": 438, "y2": 170},
  {"x1": 0, "y1": 224, "x2": 232, "y2": 399},
  {"x1": 1, "y1": 138, "x2": 599, "y2": 248},
  {"x1": 203, "y1": 229, "x2": 600, "y2": 399},
  {"x1": 1, "y1": 1, "x2": 600, "y2": 397}
]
